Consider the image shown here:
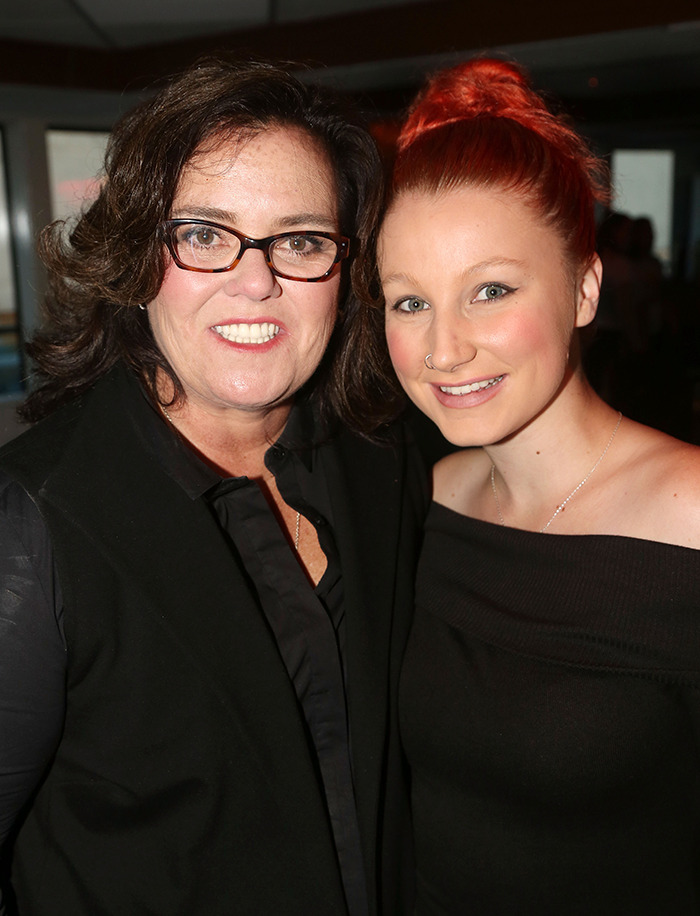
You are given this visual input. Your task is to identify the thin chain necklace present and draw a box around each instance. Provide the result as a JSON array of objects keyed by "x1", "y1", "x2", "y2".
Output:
[
  {"x1": 490, "y1": 411, "x2": 622, "y2": 533},
  {"x1": 161, "y1": 403, "x2": 302, "y2": 550}
]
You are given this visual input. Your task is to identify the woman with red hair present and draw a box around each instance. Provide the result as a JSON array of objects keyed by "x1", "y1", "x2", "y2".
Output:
[{"x1": 372, "y1": 58, "x2": 700, "y2": 913}]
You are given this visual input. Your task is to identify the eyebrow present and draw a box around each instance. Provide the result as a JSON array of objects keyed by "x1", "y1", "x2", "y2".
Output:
[
  {"x1": 465, "y1": 257, "x2": 527, "y2": 273},
  {"x1": 170, "y1": 205, "x2": 338, "y2": 232},
  {"x1": 381, "y1": 257, "x2": 527, "y2": 287}
]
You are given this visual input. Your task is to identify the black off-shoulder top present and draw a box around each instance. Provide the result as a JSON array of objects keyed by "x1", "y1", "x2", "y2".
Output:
[{"x1": 401, "y1": 502, "x2": 700, "y2": 915}]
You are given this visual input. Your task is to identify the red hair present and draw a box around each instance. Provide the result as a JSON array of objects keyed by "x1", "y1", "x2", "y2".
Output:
[{"x1": 393, "y1": 58, "x2": 610, "y2": 267}]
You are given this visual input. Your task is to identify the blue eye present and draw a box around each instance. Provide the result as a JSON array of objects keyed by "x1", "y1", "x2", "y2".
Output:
[
  {"x1": 473, "y1": 283, "x2": 513, "y2": 302},
  {"x1": 395, "y1": 296, "x2": 429, "y2": 313}
]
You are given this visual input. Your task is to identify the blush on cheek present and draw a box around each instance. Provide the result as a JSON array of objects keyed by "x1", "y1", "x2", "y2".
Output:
[
  {"x1": 503, "y1": 312, "x2": 555, "y2": 354},
  {"x1": 385, "y1": 327, "x2": 418, "y2": 377},
  {"x1": 503, "y1": 308, "x2": 575, "y2": 387}
]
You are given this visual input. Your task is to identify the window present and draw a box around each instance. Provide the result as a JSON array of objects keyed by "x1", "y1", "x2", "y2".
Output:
[
  {"x1": 610, "y1": 150, "x2": 674, "y2": 272},
  {"x1": 46, "y1": 130, "x2": 109, "y2": 222},
  {"x1": 0, "y1": 136, "x2": 21, "y2": 395}
]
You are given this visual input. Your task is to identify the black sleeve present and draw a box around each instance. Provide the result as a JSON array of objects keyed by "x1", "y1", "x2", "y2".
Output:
[{"x1": 0, "y1": 473, "x2": 66, "y2": 850}]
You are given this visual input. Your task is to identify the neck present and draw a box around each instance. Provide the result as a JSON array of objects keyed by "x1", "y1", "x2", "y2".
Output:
[
  {"x1": 484, "y1": 381, "x2": 621, "y2": 531},
  {"x1": 157, "y1": 375, "x2": 291, "y2": 479}
]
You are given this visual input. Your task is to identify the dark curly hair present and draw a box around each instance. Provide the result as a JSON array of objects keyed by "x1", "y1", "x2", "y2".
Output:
[{"x1": 21, "y1": 57, "x2": 389, "y2": 432}]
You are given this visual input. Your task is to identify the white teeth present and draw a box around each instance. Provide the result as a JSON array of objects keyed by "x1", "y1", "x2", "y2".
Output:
[
  {"x1": 440, "y1": 376, "x2": 503, "y2": 395},
  {"x1": 213, "y1": 322, "x2": 280, "y2": 344}
]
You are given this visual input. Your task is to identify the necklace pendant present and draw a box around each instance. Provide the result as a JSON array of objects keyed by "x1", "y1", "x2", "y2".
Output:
[{"x1": 490, "y1": 411, "x2": 622, "y2": 533}]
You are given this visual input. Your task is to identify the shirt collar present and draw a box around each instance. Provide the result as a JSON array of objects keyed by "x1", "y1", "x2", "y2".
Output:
[{"x1": 123, "y1": 368, "x2": 320, "y2": 499}]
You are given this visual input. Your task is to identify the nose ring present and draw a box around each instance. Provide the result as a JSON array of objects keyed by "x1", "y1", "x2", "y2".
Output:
[{"x1": 424, "y1": 353, "x2": 438, "y2": 370}]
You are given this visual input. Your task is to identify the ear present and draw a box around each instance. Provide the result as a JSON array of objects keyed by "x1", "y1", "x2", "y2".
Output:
[{"x1": 574, "y1": 255, "x2": 602, "y2": 328}]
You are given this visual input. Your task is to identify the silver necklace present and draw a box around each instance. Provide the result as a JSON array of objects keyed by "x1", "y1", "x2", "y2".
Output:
[
  {"x1": 490, "y1": 411, "x2": 622, "y2": 533},
  {"x1": 162, "y1": 403, "x2": 302, "y2": 550}
]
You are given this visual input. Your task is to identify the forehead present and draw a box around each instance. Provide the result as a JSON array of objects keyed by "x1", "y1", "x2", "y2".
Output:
[
  {"x1": 380, "y1": 184, "x2": 564, "y2": 262},
  {"x1": 173, "y1": 126, "x2": 339, "y2": 219}
]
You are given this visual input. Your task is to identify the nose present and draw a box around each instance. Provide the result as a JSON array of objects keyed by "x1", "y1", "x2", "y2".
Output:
[
  {"x1": 427, "y1": 313, "x2": 477, "y2": 373},
  {"x1": 222, "y1": 247, "x2": 281, "y2": 300}
]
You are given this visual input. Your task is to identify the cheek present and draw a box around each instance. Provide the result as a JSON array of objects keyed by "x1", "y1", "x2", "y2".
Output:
[
  {"x1": 295, "y1": 281, "x2": 339, "y2": 344},
  {"x1": 316, "y1": 281, "x2": 340, "y2": 330},
  {"x1": 154, "y1": 260, "x2": 189, "y2": 301},
  {"x1": 149, "y1": 267, "x2": 201, "y2": 326},
  {"x1": 497, "y1": 308, "x2": 569, "y2": 363},
  {"x1": 507, "y1": 313, "x2": 548, "y2": 348},
  {"x1": 384, "y1": 322, "x2": 418, "y2": 377}
]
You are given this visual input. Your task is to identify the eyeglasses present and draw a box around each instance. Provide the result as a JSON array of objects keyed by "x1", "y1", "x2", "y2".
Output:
[{"x1": 160, "y1": 219, "x2": 350, "y2": 282}]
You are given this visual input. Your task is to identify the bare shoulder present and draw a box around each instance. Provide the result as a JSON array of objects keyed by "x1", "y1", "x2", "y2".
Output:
[
  {"x1": 433, "y1": 447, "x2": 490, "y2": 509},
  {"x1": 616, "y1": 422, "x2": 700, "y2": 549}
]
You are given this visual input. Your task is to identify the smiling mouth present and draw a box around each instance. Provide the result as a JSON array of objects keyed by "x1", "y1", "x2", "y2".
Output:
[
  {"x1": 439, "y1": 376, "x2": 504, "y2": 395},
  {"x1": 213, "y1": 322, "x2": 281, "y2": 344}
]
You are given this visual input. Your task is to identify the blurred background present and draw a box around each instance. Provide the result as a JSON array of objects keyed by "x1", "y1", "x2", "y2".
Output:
[{"x1": 0, "y1": 0, "x2": 698, "y2": 443}]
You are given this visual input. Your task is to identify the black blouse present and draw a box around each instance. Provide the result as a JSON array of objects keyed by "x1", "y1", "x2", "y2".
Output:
[{"x1": 0, "y1": 378, "x2": 367, "y2": 916}]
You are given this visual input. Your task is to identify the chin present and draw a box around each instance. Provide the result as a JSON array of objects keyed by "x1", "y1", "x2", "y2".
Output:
[
  {"x1": 422, "y1": 417, "x2": 476, "y2": 448},
  {"x1": 428, "y1": 413, "x2": 506, "y2": 449},
  {"x1": 441, "y1": 430, "x2": 484, "y2": 449}
]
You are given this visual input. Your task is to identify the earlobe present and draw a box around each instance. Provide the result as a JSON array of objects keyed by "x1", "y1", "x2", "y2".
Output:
[{"x1": 574, "y1": 255, "x2": 602, "y2": 328}]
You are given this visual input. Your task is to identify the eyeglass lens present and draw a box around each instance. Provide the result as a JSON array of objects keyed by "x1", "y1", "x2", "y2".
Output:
[{"x1": 170, "y1": 222, "x2": 340, "y2": 278}]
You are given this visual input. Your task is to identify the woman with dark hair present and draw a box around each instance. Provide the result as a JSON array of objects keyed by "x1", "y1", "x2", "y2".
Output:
[
  {"x1": 0, "y1": 59, "x2": 424, "y2": 916},
  {"x1": 369, "y1": 58, "x2": 700, "y2": 913}
]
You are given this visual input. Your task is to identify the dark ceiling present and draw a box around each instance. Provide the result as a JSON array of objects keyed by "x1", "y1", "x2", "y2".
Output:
[{"x1": 1, "y1": 0, "x2": 699, "y2": 132}]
